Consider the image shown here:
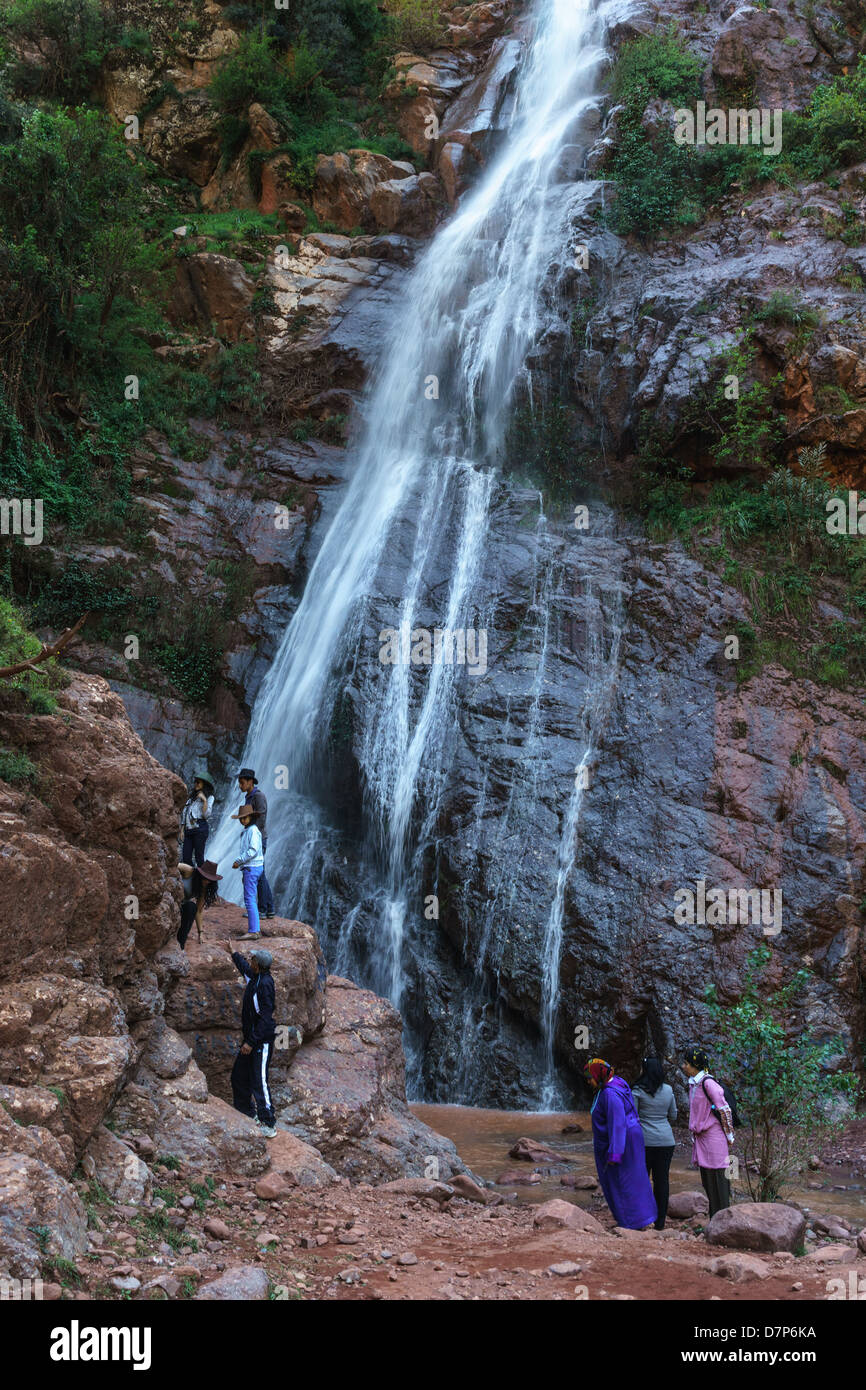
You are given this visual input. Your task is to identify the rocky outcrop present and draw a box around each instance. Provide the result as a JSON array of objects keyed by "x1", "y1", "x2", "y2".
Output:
[
  {"x1": 274, "y1": 976, "x2": 466, "y2": 1182},
  {"x1": 0, "y1": 677, "x2": 461, "y2": 1284},
  {"x1": 169, "y1": 252, "x2": 256, "y2": 342},
  {"x1": 164, "y1": 912, "x2": 327, "y2": 1097},
  {"x1": 312, "y1": 150, "x2": 417, "y2": 232}
]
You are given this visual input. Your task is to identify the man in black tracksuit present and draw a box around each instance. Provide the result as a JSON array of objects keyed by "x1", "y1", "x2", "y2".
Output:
[{"x1": 226, "y1": 944, "x2": 277, "y2": 1135}]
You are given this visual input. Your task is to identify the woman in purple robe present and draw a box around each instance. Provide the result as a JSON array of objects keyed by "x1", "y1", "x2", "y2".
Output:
[{"x1": 584, "y1": 1058, "x2": 657, "y2": 1230}]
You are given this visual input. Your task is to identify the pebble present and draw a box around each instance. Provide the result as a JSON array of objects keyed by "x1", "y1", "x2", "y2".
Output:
[
  {"x1": 549, "y1": 1261, "x2": 582, "y2": 1277},
  {"x1": 397, "y1": 1252, "x2": 418, "y2": 1266},
  {"x1": 179, "y1": 1196, "x2": 196, "y2": 1210}
]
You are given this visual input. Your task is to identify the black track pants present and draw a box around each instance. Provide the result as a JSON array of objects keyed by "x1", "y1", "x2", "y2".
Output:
[{"x1": 231, "y1": 1040, "x2": 275, "y2": 1127}]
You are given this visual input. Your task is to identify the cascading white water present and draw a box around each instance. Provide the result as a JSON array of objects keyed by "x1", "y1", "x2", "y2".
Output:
[
  {"x1": 210, "y1": 0, "x2": 616, "y2": 1100},
  {"x1": 538, "y1": 520, "x2": 626, "y2": 1108}
]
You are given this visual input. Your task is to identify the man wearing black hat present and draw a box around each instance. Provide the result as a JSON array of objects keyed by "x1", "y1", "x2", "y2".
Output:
[{"x1": 237, "y1": 768, "x2": 275, "y2": 919}]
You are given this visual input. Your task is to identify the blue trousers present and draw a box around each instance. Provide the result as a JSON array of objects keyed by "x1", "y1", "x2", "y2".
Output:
[{"x1": 242, "y1": 866, "x2": 263, "y2": 935}]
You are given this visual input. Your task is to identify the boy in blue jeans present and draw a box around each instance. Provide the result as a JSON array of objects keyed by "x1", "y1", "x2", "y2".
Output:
[{"x1": 232, "y1": 804, "x2": 264, "y2": 938}]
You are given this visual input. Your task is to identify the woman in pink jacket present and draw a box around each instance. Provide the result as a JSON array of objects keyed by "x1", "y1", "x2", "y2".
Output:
[{"x1": 682, "y1": 1044, "x2": 735, "y2": 1217}]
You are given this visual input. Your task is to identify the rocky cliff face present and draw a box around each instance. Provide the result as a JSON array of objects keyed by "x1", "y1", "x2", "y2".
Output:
[{"x1": 0, "y1": 677, "x2": 462, "y2": 1279}]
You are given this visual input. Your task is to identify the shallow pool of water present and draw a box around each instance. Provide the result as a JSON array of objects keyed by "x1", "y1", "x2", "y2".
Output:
[{"x1": 411, "y1": 1103, "x2": 866, "y2": 1222}]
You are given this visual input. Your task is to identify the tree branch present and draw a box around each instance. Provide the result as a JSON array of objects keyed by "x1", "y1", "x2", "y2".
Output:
[{"x1": 0, "y1": 614, "x2": 89, "y2": 680}]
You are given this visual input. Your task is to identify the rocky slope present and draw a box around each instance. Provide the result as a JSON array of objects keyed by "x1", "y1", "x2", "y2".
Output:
[{"x1": 0, "y1": 676, "x2": 463, "y2": 1280}]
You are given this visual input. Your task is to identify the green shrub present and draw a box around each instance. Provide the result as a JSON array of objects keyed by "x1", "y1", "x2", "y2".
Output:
[
  {"x1": 706, "y1": 945, "x2": 859, "y2": 1201},
  {"x1": 753, "y1": 291, "x2": 820, "y2": 329},
  {"x1": 0, "y1": 747, "x2": 38, "y2": 786},
  {"x1": 2, "y1": 0, "x2": 118, "y2": 102},
  {"x1": 381, "y1": 0, "x2": 444, "y2": 51},
  {"x1": 610, "y1": 28, "x2": 702, "y2": 106}
]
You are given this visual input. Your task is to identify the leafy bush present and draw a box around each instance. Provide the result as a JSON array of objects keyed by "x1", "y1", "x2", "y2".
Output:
[
  {"x1": 0, "y1": 747, "x2": 38, "y2": 786},
  {"x1": 610, "y1": 28, "x2": 702, "y2": 106},
  {"x1": 705, "y1": 946, "x2": 859, "y2": 1201},
  {"x1": 605, "y1": 43, "x2": 866, "y2": 236},
  {"x1": 781, "y1": 55, "x2": 866, "y2": 177},
  {"x1": 637, "y1": 442, "x2": 866, "y2": 688},
  {"x1": 380, "y1": 0, "x2": 444, "y2": 51},
  {"x1": 0, "y1": 106, "x2": 158, "y2": 429},
  {"x1": 753, "y1": 291, "x2": 820, "y2": 330},
  {"x1": 2, "y1": 0, "x2": 118, "y2": 102},
  {"x1": 638, "y1": 336, "x2": 786, "y2": 476}
]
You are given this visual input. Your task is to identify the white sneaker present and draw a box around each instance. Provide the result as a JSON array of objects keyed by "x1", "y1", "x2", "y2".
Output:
[{"x1": 259, "y1": 1124, "x2": 277, "y2": 1138}]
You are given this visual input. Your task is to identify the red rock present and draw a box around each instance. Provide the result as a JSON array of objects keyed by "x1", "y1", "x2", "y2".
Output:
[
  {"x1": 196, "y1": 1266, "x2": 269, "y2": 1300},
  {"x1": 533, "y1": 1200, "x2": 604, "y2": 1234},
  {"x1": 496, "y1": 1169, "x2": 541, "y2": 1186},
  {"x1": 706, "y1": 1202, "x2": 806, "y2": 1253},
  {"x1": 508, "y1": 1137, "x2": 571, "y2": 1164},
  {"x1": 667, "y1": 1190, "x2": 709, "y2": 1220},
  {"x1": 560, "y1": 1174, "x2": 598, "y2": 1190},
  {"x1": 377, "y1": 1178, "x2": 453, "y2": 1204},
  {"x1": 447, "y1": 1174, "x2": 488, "y2": 1203},
  {"x1": 254, "y1": 1172, "x2": 291, "y2": 1201},
  {"x1": 203, "y1": 1217, "x2": 231, "y2": 1241},
  {"x1": 802, "y1": 1243, "x2": 858, "y2": 1263},
  {"x1": 710, "y1": 1253, "x2": 771, "y2": 1282}
]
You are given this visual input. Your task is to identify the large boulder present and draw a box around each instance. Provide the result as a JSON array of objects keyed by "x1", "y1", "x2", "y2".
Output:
[
  {"x1": 80, "y1": 1125, "x2": 153, "y2": 1205},
  {"x1": 706, "y1": 1202, "x2": 806, "y2": 1253},
  {"x1": 164, "y1": 925, "x2": 326, "y2": 1102},
  {"x1": 275, "y1": 975, "x2": 465, "y2": 1181},
  {"x1": 369, "y1": 172, "x2": 445, "y2": 236},
  {"x1": 0, "y1": 1154, "x2": 87, "y2": 1279},
  {"x1": 265, "y1": 1130, "x2": 337, "y2": 1189},
  {"x1": 312, "y1": 150, "x2": 416, "y2": 232},
  {"x1": 533, "y1": 1199, "x2": 605, "y2": 1234},
  {"x1": 142, "y1": 93, "x2": 223, "y2": 187},
  {"x1": 170, "y1": 253, "x2": 256, "y2": 343}
]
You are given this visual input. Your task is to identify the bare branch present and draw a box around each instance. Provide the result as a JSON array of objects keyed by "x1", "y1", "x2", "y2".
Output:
[{"x1": 0, "y1": 614, "x2": 89, "y2": 680}]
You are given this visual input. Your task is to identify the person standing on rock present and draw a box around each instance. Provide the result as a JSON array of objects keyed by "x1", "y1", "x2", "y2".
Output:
[
  {"x1": 584, "y1": 1058, "x2": 657, "y2": 1230},
  {"x1": 180, "y1": 771, "x2": 215, "y2": 867},
  {"x1": 682, "y1": 1044, "x2": 734, "y2": 1218},
  {"x1": 237, "y1": 768, "x2": 276, "y2": 920},
  {"x1": 632, "y1": 1056, "x2": 677, "y2": 1231},
  {"x1": 231, "y1": 803, "x2": 264, "y2": 938},
  {"x1": 224, "y1": 942, "x2": 277, "y2": 1138},
  {"x1": 177, "y1": 860, "x2": 221, "y2": 949}
]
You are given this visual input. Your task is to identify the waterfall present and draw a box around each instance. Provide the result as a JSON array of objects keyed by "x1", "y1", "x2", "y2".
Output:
[
  {"x1": 210, "y1": 0, "x2": 616, "y2": 1102},
  {"x1": 538, "y1": 518, "x2": 626, "y2": 1108}
]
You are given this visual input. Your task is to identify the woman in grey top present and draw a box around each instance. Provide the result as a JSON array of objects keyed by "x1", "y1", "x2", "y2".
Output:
[{"x1": 632, "y1": 1057, "x2": 677, "y2": 1230}]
